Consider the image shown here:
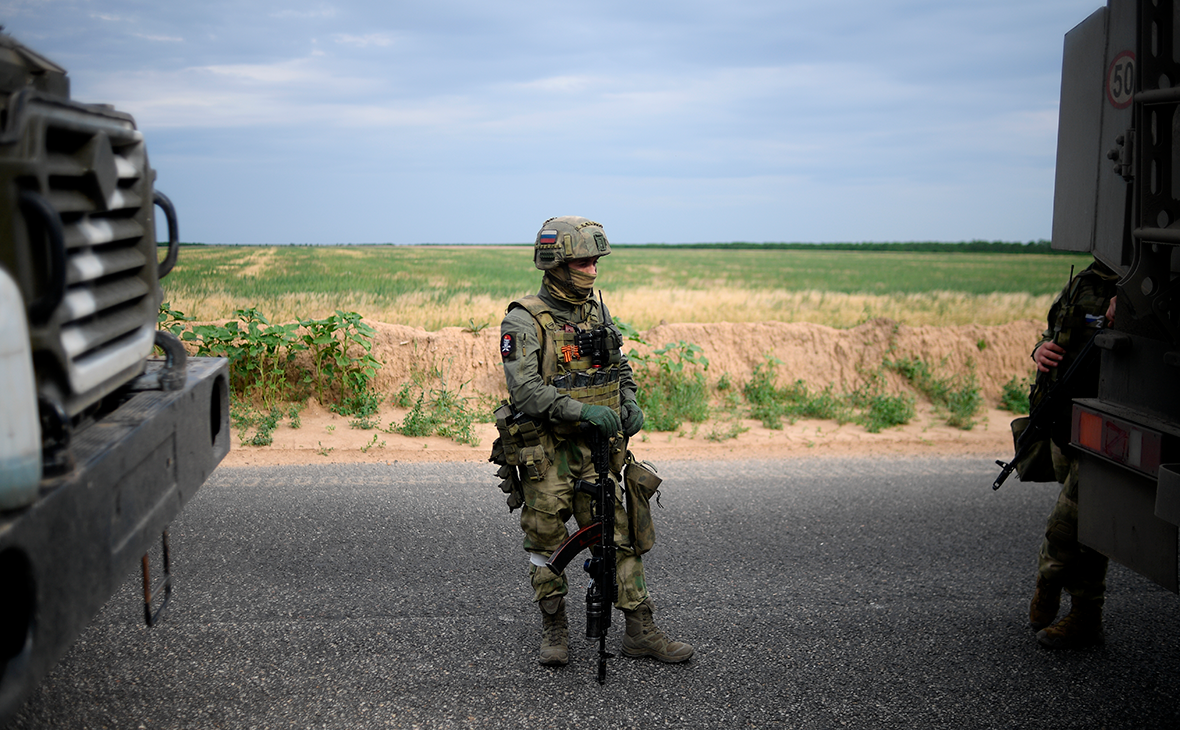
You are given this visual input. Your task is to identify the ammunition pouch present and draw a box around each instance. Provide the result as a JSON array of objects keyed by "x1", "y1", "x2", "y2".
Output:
[
  {"x1": 551, "y1": 368, "x2": 623, "y2": 436},
  {"x1": 492, "y1": 400, "x2": 553, "y2": 481},
  {"x1": 623, "y1": 451, "x2": 662, "y2": 556},
  {"x1": 518, "y1": 444, "x2": 550, "y2": 481},
  {"x1": 1009, "y1": 417, "x2": 1056, "y2": 483}
]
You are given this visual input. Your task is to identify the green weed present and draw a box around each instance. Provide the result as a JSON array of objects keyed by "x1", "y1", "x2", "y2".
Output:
[
  {"x1": 463, "y1": 319, "x2": 490, "y2": 336},
  {"x1": 360, "y1": 434, "x2": 385, "y2": 453},
  {"x1": 390, "y1": 368, "x2": 481, "y2": 446},
  {"x1": 231, "y1": 404, "x2": 283, "y2": 446},
  {"x1": 1000, "y1": 375, "x2": 1033, "y2": 414},
  {"x1": 157, "y1": 301, "x2": 193, "y2": 337},
  {"x1": 705, "y1": 419, "x2": 750, "y2": 442},
  {"x1": 183, "y1": 307, "x2": 304, "y2": 407},
  {"x1": 298, "y1": 310, "x2": 383, "y2": 416},
  {"x1": 848, "y1": 371, "x2": 916, "y2": 433},
  {"x1": 630, "y1": 340, "x2": 710, "y2": 432},
  {"x1": 887, "y1": 356, "x2": 983, "y2": 429},
  {"x1": 743, "y1": 357, "x2": 854, "y2": 428}
]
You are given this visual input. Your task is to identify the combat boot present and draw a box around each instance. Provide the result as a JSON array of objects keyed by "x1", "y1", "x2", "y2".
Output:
[
  {"x1": 621, "y1": 597, "x2": 693, "y2": 663},
  {"x1": 1029, "y1": 575, "x2": 1062, "y2": 630},
  {"x1": 1036, "y1": 596, "x2": 1103, "y2": 649},
  {"x1": 538, "y1": 595, "x2": 569, "y2": 666}
]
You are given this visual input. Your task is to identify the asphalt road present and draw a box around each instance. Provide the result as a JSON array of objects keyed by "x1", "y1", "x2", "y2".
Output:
[{"x1": 5, "y1": 457, "x2": 1180, "y2": 729}]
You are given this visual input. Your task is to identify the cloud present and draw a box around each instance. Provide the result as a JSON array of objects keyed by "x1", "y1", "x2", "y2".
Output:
[
  {"x1": 270, "y1": 6, "x2": 338, "y2": 20},
  {"x1": 132, "y1": 33, "x2": 184, "y2": 42},
  {"x1": 330, "y1": 33, "x2": 394, "y2": 48},
  {"x1": 4, "y1": 0, "x2": 1100, "y2": 243}
]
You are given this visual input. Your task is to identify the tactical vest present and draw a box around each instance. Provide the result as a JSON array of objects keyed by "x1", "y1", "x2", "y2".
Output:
[
  {"x1": 1047, "y1": 268, "x2": 1118, "y2": 382},
  {"x1": 491, "y1": 295, "x2": 629, "y2": 498},
  {"x1": 508, "y1": 294, "x2": 624, "y2": 420},
  {"x1": 1048, "y1": 266, "x2": 1117, "y2": 356},
  {"x1": 1035, "y1": 264, "x2": 1118, "y2": 447}
]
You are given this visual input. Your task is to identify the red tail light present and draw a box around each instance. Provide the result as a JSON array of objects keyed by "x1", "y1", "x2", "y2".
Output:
[{"x1": 1072, "y1": 404, "x2": 1164, "y2": 477}]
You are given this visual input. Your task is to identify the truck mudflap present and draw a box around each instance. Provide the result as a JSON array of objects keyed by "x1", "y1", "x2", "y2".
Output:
[{"x1": 0, "y1": 356, "x2": 230, "y2": 722}]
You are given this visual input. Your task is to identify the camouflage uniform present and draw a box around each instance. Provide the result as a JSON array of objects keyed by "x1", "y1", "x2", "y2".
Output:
[
  {"x1": 1029, "y1": 260, "x2": 1117, "y2": 646},
  {"x1": 500, "y1": 287, "x2": 649, "y2": 610},
  {"x1": 499, "y1": 216, "x2": 692, "y2": 666}
]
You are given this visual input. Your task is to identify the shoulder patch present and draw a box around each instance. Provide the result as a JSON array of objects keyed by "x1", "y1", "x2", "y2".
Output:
[{"x1": 500, "y1": 333, "x2": 516, "y2": 360}]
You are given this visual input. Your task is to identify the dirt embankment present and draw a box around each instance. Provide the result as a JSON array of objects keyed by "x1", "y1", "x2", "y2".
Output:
[{"x1": 222, "y1": 318, "x2": 1042, "y2": 467}]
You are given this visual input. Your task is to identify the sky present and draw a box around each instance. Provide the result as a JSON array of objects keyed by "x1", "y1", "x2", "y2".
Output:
[{"x1": 3, "y1": 0, "x2": 1105, "y2": 245}]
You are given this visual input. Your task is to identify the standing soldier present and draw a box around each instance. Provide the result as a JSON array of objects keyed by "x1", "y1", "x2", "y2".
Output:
[
  {"x1": 496, "y1": 216, "x2": 693, "y2": 667},
  {"x1": 1027, "y1": 259, "x2": 1118, "y2": 649}
]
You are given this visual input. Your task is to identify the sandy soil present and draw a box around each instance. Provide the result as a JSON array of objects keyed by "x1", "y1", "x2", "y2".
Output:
[{"x1": 220, "y1": 318, "x2": 1038, "y2": 467}]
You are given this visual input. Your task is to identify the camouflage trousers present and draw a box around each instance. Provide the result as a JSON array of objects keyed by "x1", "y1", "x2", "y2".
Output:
[
  {"x1": 520, "y1": 438, "x2": 648, "y2": 611},
  {"x1": 1037, "y1": 445, "x2": 1109, "y2": 600}
]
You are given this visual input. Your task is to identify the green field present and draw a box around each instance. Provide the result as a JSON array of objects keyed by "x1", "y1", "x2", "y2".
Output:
[{"x1": 161, "y1": 244, "x2": 1092, "y2": 330}]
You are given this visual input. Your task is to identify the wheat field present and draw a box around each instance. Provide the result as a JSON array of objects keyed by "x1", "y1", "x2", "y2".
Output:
[{"x1": 161, "y1": 245, "x2": 1086, "y2": 329}]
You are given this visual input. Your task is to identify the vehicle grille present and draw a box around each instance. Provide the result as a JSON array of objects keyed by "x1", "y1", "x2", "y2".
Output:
[{"x1": 2, "y1": 96, "x2": 160, "y2": 413}]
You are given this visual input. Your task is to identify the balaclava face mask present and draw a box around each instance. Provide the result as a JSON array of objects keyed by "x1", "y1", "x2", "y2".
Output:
[{"x1": 544, "y1": 263, "x2": 596, "y2": 304}]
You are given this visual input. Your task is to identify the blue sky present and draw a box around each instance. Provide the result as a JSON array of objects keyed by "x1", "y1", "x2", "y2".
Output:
[{"x1": 5, "y1": 1, "x2": 1102, "y2": 244}]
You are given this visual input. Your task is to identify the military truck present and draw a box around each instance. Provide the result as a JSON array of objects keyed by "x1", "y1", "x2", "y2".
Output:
[
  {"x1": 1053, "y1": 0, "x2": 1180, "y2": 592},
  {"x1": 0, "y1": 33, "x2": 229, "y2": 721}
]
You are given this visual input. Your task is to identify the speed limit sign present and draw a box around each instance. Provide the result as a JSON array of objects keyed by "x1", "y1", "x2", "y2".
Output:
[{"x1": 1108, "y1": 50, "x2": 1135, "y2": 109}]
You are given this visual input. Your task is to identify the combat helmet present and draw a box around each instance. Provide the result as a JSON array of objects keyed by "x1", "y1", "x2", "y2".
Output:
[{"x1": 533, "y1": 216, "x2": 611, "y2": 270}]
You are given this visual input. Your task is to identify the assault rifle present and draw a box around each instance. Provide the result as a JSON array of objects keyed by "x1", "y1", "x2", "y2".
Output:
[
  {"x1": 993, "y1": 321, "x2": 1104, "y2": 490},
  {"x1": 545, "y1": 428, "x2": 617, "y2": 684}
]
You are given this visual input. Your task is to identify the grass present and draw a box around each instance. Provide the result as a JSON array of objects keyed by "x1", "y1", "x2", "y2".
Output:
[
  {"x1": 886, "y1": 356, "x2": 983, "y2": 429},
  {"x1": 161, "y1": 244, "x2": 1090, "y2": 330},
  {"x1": 162, "y1": 244, "x2": 1046, "y2": 446}
]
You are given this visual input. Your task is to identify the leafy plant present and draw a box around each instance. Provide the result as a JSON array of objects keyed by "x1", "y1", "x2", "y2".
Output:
[
  {"x1": 360, "y1": 434, "x2": 385, "y2": 453},
  {"x1": 390, "y1": 367, "x2": 481, "y2": 446},
  {"x1": 184, "y1": 307, "x2": 304, "y2": 407},
  {"x1": 157, "y1": 301, "x2": 193, "y2": 337},
  {"x1": 232, "y1": 404, "x2": 283, "y2": 446},
  {"x1": 631, "y1": 340, "x2": 710, "y2": 432},
  {"x1": 705, "y1": 419, "x2": 750, "y2": 442},
  {"x1": 887, "y1": 356, "x2": 982, "y2": 429},
  {"x1": 298, "y1": 310, "x2": 383, "y2": 416},
  {"x1": 462, "y1": 319, "x2": 489, "y2": 336},
  {"x1": 742, "y1": 356, "x2": 917, "y2": 433},
  {"x1": 1000, "y1": 375, "x2": 1033, "y2": 414},
  {"x1": 744, "y1": 358, "x2": 853, "y2": 429}
]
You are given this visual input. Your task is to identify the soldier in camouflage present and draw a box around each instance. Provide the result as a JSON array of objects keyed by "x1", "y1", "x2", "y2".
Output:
[
  {"x1": 1027, "y1": 259, "x2": 1118, "y2": 649},
  {"x1": 498, "y1": 216, "x2": 693, "y2": 667}
]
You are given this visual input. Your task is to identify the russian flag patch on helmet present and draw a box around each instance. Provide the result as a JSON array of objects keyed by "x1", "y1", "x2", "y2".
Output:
[{"x1": 538, "y1": 229, "x2": 558, "y2": 245}]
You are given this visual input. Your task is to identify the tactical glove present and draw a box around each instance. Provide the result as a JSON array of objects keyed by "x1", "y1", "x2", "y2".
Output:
[
  {"x1": 622, "y1": 400, "x2": 645, "y2": 437},
  {"x1": 580, "y1": 404, "x2": 622, "y2": 437}
]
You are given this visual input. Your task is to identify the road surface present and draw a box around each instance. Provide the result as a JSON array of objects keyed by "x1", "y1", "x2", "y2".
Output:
[{"x1": 6, "y1": 457, "x2": 1179, "y2": 728}]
